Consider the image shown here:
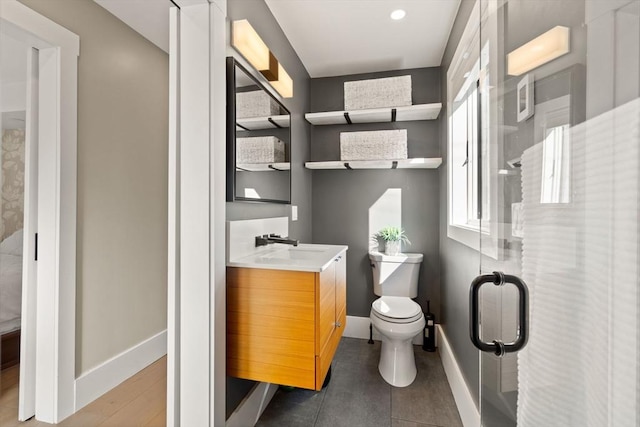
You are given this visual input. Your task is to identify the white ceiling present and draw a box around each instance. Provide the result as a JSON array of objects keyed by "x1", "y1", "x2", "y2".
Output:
[
  {"x1": 94, "y1": 0, "x2": 171, "y2": 52},
  {"x1": 92, "y1": 0, "x2": 461, "y2": 77},
  {"x1": 265, "y1": 0, "x2": 461, "y2": 77}
]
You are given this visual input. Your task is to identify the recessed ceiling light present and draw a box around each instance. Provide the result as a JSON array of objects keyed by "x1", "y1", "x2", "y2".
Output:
[{"x1": 390, "y1": 9, "x2": 406, "y2": 20}]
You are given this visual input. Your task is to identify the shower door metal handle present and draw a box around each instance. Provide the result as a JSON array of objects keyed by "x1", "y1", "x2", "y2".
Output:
[{"x1": 469, "y1": 271, "x2": 529, "y2": 357}]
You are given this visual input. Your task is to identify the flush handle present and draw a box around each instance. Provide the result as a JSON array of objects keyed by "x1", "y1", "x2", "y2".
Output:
[{"x1": 469, "y1": 271, "x2": 529, "y2": 357}]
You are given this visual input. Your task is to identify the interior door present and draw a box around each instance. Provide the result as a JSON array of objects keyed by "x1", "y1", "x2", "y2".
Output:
[
  {"x1": 18, "y1": 44, "x2": 39, "y2": 421},
  {"x1": 473, "y1": 0, "x2": 640, "y2": 425}
]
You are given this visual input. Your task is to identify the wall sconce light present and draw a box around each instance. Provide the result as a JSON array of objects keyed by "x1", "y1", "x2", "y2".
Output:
[
  {"x1": 231, "y1": 19, "x2": 293, "y2": 98},
  {"x1": 507, "y1": 26, "x2": 570, "y2": 76},
  {"x1": 271, "y1": 63, "x2": 293, "y2": 99}
]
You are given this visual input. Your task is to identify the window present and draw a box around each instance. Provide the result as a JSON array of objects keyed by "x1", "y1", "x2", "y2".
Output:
[
  {"x1": 450, "y1": 79, "x2": 480, "y2": 230},
  {"x1": 447, "y1": 1, "x2": 490, "y2": 250}
]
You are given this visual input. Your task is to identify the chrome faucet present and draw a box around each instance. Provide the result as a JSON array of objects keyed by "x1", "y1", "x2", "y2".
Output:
[{"x1": 255, "y1": 233, "x2": 299, "y2": 247}]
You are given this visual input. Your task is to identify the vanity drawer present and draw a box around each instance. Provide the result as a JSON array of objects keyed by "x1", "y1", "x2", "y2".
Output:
[{"x1": 315, "y1": 306, "x2": 345, "y2": 390}]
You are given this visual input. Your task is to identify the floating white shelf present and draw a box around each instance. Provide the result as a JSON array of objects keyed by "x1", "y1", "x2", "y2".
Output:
[
  {"x1": 236, "y1": 162, "x2": 290, "y2": 172},
  {"x1": 305, "y1": 158, "x2": 442, "y2": 170},
  {"x1": 236, "y1": 114, "x2": 290, "y2": 131},
  {"x1": 305, "y1": 103, "x2": 441, "y2": 126}
]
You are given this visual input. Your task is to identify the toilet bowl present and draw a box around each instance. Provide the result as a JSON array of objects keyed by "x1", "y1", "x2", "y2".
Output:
[
  {"x1": 369, "y1": 251, "x2": 424, "y2": 387},
  {"x1": 370, "y1": 296, "x2": 425, "y2": 387}
]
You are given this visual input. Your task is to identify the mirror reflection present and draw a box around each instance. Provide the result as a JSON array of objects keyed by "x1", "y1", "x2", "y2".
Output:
[{"x1": 226, "y1": 57, "x2": 291, "y2": 203}]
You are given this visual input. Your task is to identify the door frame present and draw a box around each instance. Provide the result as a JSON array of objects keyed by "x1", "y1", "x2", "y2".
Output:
[
  {"x1": 167, "y1": 0, "x2": 227, "y2": 426},
  {"x1": 0, "y1": 1, "x2": 78, "y2": 423}
]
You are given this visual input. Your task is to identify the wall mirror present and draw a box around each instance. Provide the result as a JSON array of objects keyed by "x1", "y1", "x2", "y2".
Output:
[{"x1": 226, "y1": 57, "x2": 291, "y2": 203}]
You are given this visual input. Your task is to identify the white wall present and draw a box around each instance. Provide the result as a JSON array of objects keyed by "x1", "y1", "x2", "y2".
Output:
[
  {"x1": 20, "y1": 0, "x2": 169, "y2": 376},
  {"x1": 0, "y1": 32, "x2": 27, "y2": 112},
  {"x1": 1, "y1": 82, "x2": 26, "y2": 112}
]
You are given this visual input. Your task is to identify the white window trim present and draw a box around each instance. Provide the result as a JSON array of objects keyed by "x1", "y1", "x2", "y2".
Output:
[{"x1": 447, "y1": 0, "x2": 482, "y2": 252}]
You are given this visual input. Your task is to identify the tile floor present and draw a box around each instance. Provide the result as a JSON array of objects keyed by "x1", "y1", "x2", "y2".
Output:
[{"x1": 257, "y1": 337, "x2": 463, "y2": 427}]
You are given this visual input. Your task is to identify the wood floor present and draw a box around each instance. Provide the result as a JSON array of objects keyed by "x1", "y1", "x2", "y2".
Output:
[{"x1": 0, "y1": 357, "x2": 166, "y2": 427}]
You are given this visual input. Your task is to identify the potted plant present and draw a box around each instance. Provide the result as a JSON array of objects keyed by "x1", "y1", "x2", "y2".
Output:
[{"x1": 374, "y1": 226, "x2": 410, "y2": 256}]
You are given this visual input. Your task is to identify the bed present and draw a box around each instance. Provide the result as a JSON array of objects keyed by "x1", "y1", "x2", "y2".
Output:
[{"x1": 1, "y1": 229, "x2": 23, "y2": 369}]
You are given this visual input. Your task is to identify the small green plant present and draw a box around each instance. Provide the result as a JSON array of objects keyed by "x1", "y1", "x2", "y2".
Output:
[{"x1": 374, "y1": 226, "x2": 411, "y2": 244}]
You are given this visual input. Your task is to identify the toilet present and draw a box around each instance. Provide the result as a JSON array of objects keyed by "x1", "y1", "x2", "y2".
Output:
[{"x1": 369, "y1": 252, "x2": 425, "y2": 387}]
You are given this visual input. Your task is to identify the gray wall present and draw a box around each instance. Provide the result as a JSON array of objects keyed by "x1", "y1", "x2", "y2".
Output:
[
  {"x1": 226, "y1": 0, "x2": 312, "y2": 243},
  {"x1": 311, "y1": 68, "x2": 441, "y2": 319},
  {"x1": 20, "y1": 0, "x2": 169, "y2": 376},
  {"x1": 438, "y1": 0, "x2": 480, "y2": 406},
  {"x1": 225, "y1": 0, "x2": 312, "y2": 417}
]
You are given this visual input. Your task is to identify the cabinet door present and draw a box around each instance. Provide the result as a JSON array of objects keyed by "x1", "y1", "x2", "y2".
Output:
[
  {"x1": 334, "y1": 254, "x2": 347, "y2": 323},
  {"x1": 316, "y1": 261, "x2": 336, "y2": 356},
  {"x1": 315, "y1": 254, "x2": 347, "y2": 389}
]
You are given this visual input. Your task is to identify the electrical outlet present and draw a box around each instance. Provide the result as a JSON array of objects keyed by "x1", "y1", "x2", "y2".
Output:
[{"x1": 291, "y1": 205, "x2": 298, "y2": 221}]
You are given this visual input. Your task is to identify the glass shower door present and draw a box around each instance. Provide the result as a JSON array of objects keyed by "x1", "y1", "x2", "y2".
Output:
[{"x1": 473, "y1": 0, "x2": 640, "y2": 425}]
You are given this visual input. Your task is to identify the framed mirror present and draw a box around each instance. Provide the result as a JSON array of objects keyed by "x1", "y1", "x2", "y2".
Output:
[{"x1": 226, "y1": 57, "x2": 291, "y2": 203}]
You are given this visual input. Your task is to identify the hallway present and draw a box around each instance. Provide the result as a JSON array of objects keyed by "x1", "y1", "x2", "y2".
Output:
[{"x1": 0, "y1": 357, "x2": 166, "y2": 427}]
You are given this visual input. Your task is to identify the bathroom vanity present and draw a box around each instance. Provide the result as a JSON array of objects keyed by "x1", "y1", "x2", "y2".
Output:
[{"x1": 227, "y1": 244, "x2": 347, "y2": 391}]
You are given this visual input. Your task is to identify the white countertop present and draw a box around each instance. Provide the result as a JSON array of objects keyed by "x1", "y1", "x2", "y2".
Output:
[{"x1": 227, "y1": 243, "x2": 348, "y2": 272}]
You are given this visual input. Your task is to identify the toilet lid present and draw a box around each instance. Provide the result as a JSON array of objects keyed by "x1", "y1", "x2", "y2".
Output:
[{"x1": 372, "y1": 297, "x2": 423, "y2": 324}]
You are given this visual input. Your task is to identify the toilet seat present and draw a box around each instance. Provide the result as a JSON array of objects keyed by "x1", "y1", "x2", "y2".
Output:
[{"x1": 372, "y1": 296, "x2": 422, "y2": 324}]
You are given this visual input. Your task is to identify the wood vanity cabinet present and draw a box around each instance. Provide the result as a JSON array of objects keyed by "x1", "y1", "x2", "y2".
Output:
[{"x1": 227, "y1": 253, "x2": 346, "y2": 391}]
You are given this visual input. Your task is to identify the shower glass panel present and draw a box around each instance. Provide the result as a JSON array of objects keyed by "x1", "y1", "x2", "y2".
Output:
[{"x1": 476, "y1": 0, "x2": 640, "y2": 425}]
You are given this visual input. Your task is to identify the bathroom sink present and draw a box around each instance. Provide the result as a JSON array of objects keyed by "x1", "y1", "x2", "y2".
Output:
[
  {"x1": 263, "y1": 247, "x2": 326, "y2": 261},
  {"x1": 228, "y1": 243, "x2": 347, "y2": 272}
]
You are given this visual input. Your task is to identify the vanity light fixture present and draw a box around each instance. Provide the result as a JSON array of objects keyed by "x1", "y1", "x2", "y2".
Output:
[
  {"x1": 231, "y1": 19, "x2": 293, "y2": 98},
  {"x1": 390, "y1": 9, "x2": 406, "y2": 20},
  {"x1": 231, "y1": 20, "x2": 277, "y2": 79},
  {"x1": 507, "y1": 26, "x2": 570, "y2": 76},
  {"x1": 271, "y1": 63, "x2": 294, "y2": 99}
]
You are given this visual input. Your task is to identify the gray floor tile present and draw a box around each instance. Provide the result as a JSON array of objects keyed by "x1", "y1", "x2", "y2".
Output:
[
  {"x1": 256, "y1": 386, "x2": 326, "y2": 427},
  {"x1": 255, "y1": 337, "x2": 463, "y2": 427},
  {"x1": 332, "y1": 336, "x2": 381, "y2": 371},
  {"x1": 315, "y1": 338, "x2": 392, "y2": 427},
  {"x1": 392, "y1": 419, "x2": 442, "y2": 427},
  {"x1": 391, "y1": 348, "x2": 463, "y2": 427}
]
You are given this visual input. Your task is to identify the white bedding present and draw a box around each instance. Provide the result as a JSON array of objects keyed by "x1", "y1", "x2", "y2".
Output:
[{"x1": 1, "y1": 229, "x2": 23, "y2": 335}]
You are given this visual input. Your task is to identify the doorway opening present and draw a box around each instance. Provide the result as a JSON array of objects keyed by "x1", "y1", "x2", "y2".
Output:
[
  {"x1": 1, "y1": 26, "x2": 38, "y2": 423},
  {"x1": 1, "y1": 1, "x2": 79, "y2": 423}
]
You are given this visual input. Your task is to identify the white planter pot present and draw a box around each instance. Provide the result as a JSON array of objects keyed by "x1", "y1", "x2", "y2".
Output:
[{"x1": 384, "y1": 240, "x2": 400, "y2": 256}]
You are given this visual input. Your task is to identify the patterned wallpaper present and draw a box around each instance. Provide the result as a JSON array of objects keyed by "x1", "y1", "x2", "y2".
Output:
[{"x1": 1, "y1": 129, "x2": 25, "y2": 241}]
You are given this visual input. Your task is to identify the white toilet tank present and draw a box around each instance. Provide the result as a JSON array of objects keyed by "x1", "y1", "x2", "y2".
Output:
[{"x1": 369, "y1": 252, "x2": 423, "y2": 297}]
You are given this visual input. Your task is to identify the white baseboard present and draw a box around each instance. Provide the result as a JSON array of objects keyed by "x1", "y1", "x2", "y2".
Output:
[
  {"x1": 74, "y1": 329, "x2": 167, "y2": 411},
  {"x1": 344, "y1": 315, "x2": 426, "y2": 346},
  {"x1": 437, "y1": 325, "x2": 480, "y2": 427},
  {"x1": 343, "y1": 315, "x2": 379, "y2": 340},
  {"x1": 226, "y1": 382, "x2": 278, "y2": 427}
]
